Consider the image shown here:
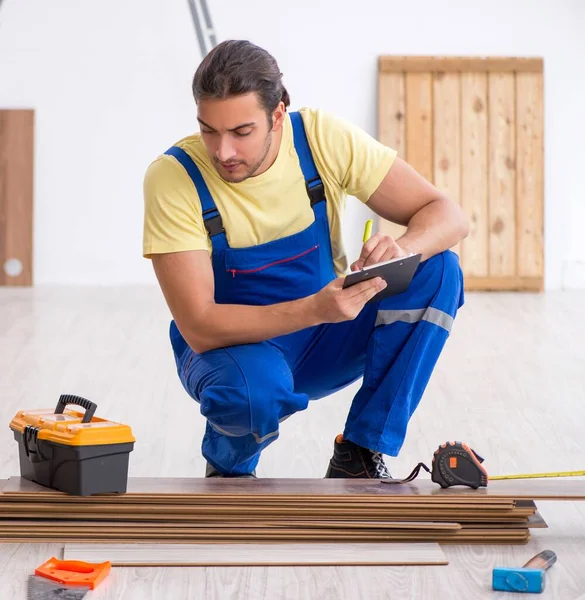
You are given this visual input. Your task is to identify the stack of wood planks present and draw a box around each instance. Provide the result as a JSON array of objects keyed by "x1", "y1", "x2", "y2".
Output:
[{"x1": 2, "y1": 477, "x2": 584, "y2": 546}]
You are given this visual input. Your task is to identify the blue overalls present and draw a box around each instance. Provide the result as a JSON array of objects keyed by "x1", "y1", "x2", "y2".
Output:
[{"x1": 164, "y1": 112, "x2": 465, "y2": 476}]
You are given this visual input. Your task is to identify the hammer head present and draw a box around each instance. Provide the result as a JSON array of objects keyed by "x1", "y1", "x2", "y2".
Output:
[{"x1": 492, "y1": 567, "x2": 546, "y2": 593}]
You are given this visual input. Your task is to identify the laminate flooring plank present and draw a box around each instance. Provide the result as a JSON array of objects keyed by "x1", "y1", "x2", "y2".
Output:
[
  {"x1": 0, "y1": 502, "x2": 536, "y2": 518},
  {"x1": 0, "y1": 501, "x2": 524, "y2": 513},
  {"x1": 0, "y1": 512, "x2": 534, "y2": 524},
  {"x1": 0, "y1": 505, "x2": 536, "y2": 519},
  {"x1": 4, "y1": 531, "x2": 530, "y2": 543},
  {"x1": 0, "y1": 495, "x2": 517, "y2": 508},
  {"x1": 66, "y1": 542, "x2": 449, "y2": 566},
  {"x1": 7, "y1": 476, "x2": 583, "y2": 500},
  {"x1": 0, "y1": 495, "x2": 517, "y2": 510},
  {"x1": 0, "y1": 504, "x2": 517, "y2": 515},
  {"x1": 0, "y1": 519, "x2": 462, "y2": 531},
  {"x1": 461, "y1": 512, "x2": 547, "y2": 529}
]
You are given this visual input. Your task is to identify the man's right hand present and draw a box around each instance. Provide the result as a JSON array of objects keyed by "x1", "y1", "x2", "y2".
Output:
[{"x1": 309, "y1": 276, "x2": 387, "y2": 324}]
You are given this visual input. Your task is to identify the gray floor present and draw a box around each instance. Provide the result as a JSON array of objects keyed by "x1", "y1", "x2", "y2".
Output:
[{"x1": 1, "y1": 286, "x2": 585, "y2": 599}]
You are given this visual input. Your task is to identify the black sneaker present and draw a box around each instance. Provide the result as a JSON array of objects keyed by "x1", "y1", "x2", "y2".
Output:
[
  {"x1": 205, "y1": 462, "x2": 257, "y2": 478},
  {"x1": 325, "y1": 435, "x2": 391, "y2": 479}
]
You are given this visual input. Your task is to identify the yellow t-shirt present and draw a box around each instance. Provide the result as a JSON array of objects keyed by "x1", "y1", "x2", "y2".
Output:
[{"x1": 142, "y1": 107, "x2": 397, "y2": 276}]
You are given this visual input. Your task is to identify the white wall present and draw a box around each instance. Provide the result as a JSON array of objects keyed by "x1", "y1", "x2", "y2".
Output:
[{"x1": 0, "y1": 0, "x2": 584, "y2": 288}]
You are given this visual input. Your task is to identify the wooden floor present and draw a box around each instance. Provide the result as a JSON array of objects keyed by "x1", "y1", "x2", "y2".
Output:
[{"x1": 1, "y1": 286, "x2": 585, "y2": 599}]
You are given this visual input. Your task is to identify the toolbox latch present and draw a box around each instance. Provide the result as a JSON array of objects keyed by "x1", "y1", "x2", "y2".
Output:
[{"x1": 23, "y1": 425, "x2": 46, "y2": 461}]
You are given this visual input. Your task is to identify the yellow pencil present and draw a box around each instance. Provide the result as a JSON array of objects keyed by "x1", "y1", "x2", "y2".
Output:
[{"x1": 362, "y1": 219, "x2": 373, "y2": 243}]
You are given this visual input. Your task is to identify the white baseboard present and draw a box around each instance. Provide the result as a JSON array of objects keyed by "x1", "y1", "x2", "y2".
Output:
[{"x1": 563, "y1": 259, "x2": 585, "y2": 289}]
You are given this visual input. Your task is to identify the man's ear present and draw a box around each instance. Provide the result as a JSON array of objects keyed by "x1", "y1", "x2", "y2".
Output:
[{"x1": 271, "y1": 101, "x2": 286, "y2": 132}]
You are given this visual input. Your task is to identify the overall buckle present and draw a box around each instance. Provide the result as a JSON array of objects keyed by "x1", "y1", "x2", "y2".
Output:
[
  {"x1": 306, "y1": 177, "x2": 326, "y2": 206},
  {"x1": 202, "y1": 209, "x2": 225, "y2": 237}
]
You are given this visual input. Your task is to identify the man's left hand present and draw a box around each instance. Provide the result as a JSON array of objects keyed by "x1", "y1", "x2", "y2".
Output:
[{"x1": 350, "y1": 233, "x2": 408, "y2": 272}]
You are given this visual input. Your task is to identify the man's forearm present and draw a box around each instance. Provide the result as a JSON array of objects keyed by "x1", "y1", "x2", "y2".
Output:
[
  {"x1": 185, "y1": 295, "x2": 320, "y2": 353},
  {"x1": 396, "y1": 197, "x2": 469, "y2": 260}
]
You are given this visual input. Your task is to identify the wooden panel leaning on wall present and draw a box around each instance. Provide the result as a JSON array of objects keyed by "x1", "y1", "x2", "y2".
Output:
[
  {"x1": 377, "y1": 57, "x2": 544, "y2": 292},
  {"x1": 0, "y1": 110, "x2": 34, "y2": 286}
]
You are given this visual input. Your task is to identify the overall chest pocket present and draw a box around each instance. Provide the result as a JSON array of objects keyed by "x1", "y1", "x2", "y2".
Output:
[{"x1": 221, "y1": 224, "x2": 323, "y2": 305}]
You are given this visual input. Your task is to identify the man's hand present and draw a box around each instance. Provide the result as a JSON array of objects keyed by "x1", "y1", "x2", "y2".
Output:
[
  {"x1": 152, "y1": 250, "x2": 387, "y2": 353},
  {"x1": 350, "y1": 233, "x2": 408, "y2": 272},
  {"x1": 309, "y1": 276, "x2": 387, "y2": 324},
  {"x1": 365, "y1": 157, "x2": 469, "y2": 261}
]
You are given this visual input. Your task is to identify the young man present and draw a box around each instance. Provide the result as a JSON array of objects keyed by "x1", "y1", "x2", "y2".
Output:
[{"x1": 143, "y1": 40, "x2": 468, "y2": 479}]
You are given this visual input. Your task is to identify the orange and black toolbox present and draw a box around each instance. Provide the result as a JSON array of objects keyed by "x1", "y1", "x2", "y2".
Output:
[{"x1": 9, "y1": 394, "x2": 135, "y2": 496}]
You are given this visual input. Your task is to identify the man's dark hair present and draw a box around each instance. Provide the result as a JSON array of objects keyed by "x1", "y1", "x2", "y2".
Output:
[{"x1": 192, "y1": 40, "x2": 291, "y2": 118}]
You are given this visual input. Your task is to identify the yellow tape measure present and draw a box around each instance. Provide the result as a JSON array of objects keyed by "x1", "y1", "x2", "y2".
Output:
[
  {"x1": 490, "y1": 470, "x2": 585, "y2": 481},
  {"x1": 426, "y1": 441, "x2": 585, "y2": 489}
]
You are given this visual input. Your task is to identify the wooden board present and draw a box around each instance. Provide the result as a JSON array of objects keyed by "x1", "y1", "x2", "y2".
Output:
[
  {"x1": 0, "y1": 523, "x2": 541, "y2": 536},
  {"x1": 63, "y1": 542, "x2": 448, "y2": 566},
  {"x1": 405, "y1": 72, "x2": 433, "y2": 182},
  {"x1": 516, "y1": 71, "x2": 544, "y2": 279},
  {"x1": 0, "y1": 500, "x2": 529, "y2": 513},
  {"x1": 433, "y1": 71, "x2": 461, "y2": 255},
  {"x1": 0, "y1": 478, "x2": 517, "y2": 506},
  {"x1": 0, "y1": 498, "x2": 533, "y2": 514},
  {"x1": 463, "y1": 511, "x2": 547, "y2": 529},
  {"x1": 378, "y1": 71, "x2": 407, "y2": 240},
  {"x1": 0, "y1": 519, "x2": 461, "y2": 531},
  {"x1": 0, "y1": 502, "x2": 524, "y2": 514},
  {"x1": 460, "y1": 72, "x2": 489, "y2": 276},
  {"x1": 378, "y1": 73, "x2": 406, "y2": 158},
  {"x1": 5, "y1": 476, "x2": 583, "y2": 500},
  {"x1": 0, "y1": 512, "x2": 535, "y2": 525},
  {"x1": 0, "y1": 495, "x2": 533, "y2": 513},
  {"x1": 488, "y1": 72, "x2": 516, "y2": 277},
  {"x1": 0, "y1": 110, "x2": 34, "y2": 286},
  {"x1": 39, "y1": 528, "x2": 507, "y2": 542},
  {"x1": 379, "y1": 56, "x2": 543, "y2": 73},
  {"x1": 0, "y1": 529, "x2": 531, "y2": 545},
  {"x1": 0, "y1": 530, "x2": 465, "y2": 541},
  {"x1": 0, "y1": 530, "x2": 529, "y2": 543},
  {"x1": 0, "y1": 510, "x2": 535, "y2": 525},
  {"x1": 0, "y1": 514, "x2": 545, "y2": 534},
  {"x1": 10, "y1": 534, "x2": 530, "y2": 545},
  {"x1": 0, "y1": 495, "x2": 516, "y2": 507},
  {"x1": 464, "y1": 276, "x2": 543, "y2": 291}
]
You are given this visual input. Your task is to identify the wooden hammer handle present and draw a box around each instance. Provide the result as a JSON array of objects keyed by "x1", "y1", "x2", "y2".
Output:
[{"x1": 523, "y1": 550, "x2": 557, "y2": 571}]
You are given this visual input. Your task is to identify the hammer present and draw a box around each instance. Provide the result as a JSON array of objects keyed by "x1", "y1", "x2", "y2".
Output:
[{"x1": 492, "y1": 550, "x2": 557, "y2": 593}]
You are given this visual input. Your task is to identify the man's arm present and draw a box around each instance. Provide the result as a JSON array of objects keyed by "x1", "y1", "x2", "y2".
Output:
[
  {"x1": 352, "y1": 157, "x2": 469, "y2": 269},
  {"x1": 152, "y1": 250, "x2": 386, "y2": 353}
]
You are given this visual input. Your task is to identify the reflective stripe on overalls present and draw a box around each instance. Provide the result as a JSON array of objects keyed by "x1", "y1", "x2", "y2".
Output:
[{"x1": 164, "y1": 112, "x2": 465, "y2": 476}]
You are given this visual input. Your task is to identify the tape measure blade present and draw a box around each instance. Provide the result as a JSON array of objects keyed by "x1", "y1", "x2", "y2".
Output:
[{"x1": 490, "y1": 470, "x2": 585, "y2": 481}]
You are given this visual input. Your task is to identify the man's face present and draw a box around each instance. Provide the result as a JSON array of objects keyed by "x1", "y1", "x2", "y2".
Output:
[{"x1": 197, "y1": 93, "x2": 283, "y2": 183}]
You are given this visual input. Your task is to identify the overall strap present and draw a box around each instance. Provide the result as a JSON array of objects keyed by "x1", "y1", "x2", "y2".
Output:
[
  {"x1": 289, "y1": 112, "x2": 327, "y2": 207},
  {"x1": 164, "y1": 146, "x2": 228, "y2": 251}
]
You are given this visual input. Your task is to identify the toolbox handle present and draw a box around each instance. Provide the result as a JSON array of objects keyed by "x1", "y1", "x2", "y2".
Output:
[{"x1": 55, "y1": 394, "x2": 97, "y2": 423}]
